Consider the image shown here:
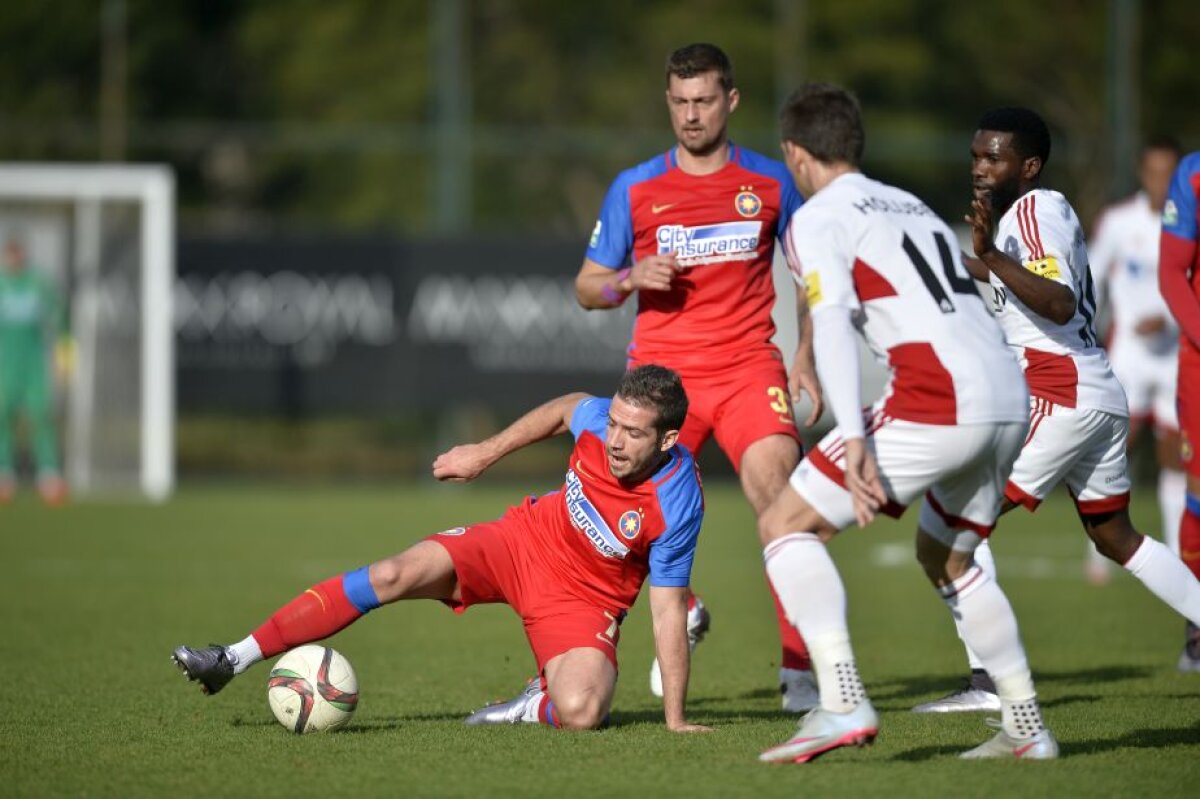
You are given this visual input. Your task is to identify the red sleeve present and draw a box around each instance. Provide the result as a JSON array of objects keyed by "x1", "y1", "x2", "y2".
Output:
[{"x1": 1159, "y1": 231, "x2": 1200, "y2": 349}]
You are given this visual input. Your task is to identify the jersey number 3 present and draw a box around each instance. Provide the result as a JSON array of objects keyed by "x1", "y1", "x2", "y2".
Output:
[{"x1": 902, "y1": 232, "x2": 979, "y2": 314}]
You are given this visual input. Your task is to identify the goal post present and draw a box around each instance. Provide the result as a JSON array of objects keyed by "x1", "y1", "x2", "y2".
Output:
[{"x1": 0, "y1": 163, "x2": 175, "y2": 501}]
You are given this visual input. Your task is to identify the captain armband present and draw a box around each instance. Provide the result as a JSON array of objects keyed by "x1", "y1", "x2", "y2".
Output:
[{"x1": 1023, "y1": 256, "x2": 1061, "y2": 280}]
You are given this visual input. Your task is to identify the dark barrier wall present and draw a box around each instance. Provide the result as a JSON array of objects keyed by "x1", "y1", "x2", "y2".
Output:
[{"x1": 176, "y1": 235, "x2": 636, "y2": 415}]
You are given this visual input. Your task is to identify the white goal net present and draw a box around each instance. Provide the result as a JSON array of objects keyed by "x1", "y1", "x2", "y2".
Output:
[{"x1": 0, "y1": 164, "x2": 174, "y2": 500}]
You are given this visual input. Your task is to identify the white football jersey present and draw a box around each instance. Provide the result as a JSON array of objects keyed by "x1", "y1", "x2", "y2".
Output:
[
  {"x1": 988, "y1": 189, "x2": 1129, "y2": 417},
  {"x1": 1089, "y1": 191, "x2": 1178, "y2": 358},
  {"x1": 786, "y1": 172, "x2": 1027, "y2": 426}
]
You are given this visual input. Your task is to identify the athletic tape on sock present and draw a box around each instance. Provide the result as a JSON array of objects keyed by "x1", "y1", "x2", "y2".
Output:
[{"x1": 343, "y1": 566, "x2": 381, "y2": 613}]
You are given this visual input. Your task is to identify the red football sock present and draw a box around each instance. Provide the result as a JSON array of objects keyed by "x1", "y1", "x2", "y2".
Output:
[
  {"x1": 769, "y1": 576, "x2": 812, "y2": 671},
  {"x1": 1181, "y1": 496, "x2": 1200, "y2": 581},
  {"x1": 251, "y1": 576, "x2": 364, "y2": 658}
]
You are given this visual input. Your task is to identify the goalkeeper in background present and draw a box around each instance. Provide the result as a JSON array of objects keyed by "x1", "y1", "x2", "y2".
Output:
[{"x1": 0, "y1": 237, "x2": 69, "y2": 505}]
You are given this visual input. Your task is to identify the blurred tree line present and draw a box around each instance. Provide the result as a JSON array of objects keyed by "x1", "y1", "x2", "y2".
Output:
[{"x1": 2, "y1": 0, "x2": 1197, "y2": 236}]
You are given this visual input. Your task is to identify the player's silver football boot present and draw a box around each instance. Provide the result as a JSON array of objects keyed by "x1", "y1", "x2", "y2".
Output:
[
  {"x1": 912, "y1": 674, "x2": 1001, "y2": 713},
  {"x1": 172, "y1": 644, "x2": 236, "y2": 695},
  {"x1": 959, "y1": 724, "x2": 1059, "y2": 760},
  {"x1": 650, "y1": 597, "x2": 711, "y2": 697},
  {"x1": 464, "y1": 677, "x2": 541, "y2": 725},
  {"x1": 1179, "y1": 622, "x2": 1200, "y2": 673},
  {"x1": 759, "y1": 700, "x2": 879, "y2": 764},
  {"x1": 780, "y1": 667, "x2": 820, "y2": 713}
]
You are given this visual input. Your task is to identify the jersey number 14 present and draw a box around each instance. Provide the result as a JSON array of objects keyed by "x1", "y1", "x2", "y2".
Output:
[{"x1": 901, "y1": 232, "x2": 980, "y2": 314}]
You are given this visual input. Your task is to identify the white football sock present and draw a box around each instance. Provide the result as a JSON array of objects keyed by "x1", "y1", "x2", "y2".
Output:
[
  {"x1": 764, "y1": 532, "x2": 865, "y2": 713},
  {"x1": 227, "y1": 635, "x2": 264, "y2": 674},
  {"x1": 936, "y1": 563, "x2": 1037, "y2": 734},
  {"x1": 962, "y1": 541, "x2": 997, "y2": 672},
  {"x1": 1158, "y1": 468, "x2": 1186, "y2": 555},
  {"x1": 1123, "y1": 535, "x2": 1200, "y2": 626}
]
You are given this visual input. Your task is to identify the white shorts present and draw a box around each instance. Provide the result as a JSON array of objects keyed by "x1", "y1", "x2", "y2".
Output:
[
  {"x1": 790, "y1": 409, "x2": 1028, "y2": 538},
  {"x1": 1109, "y1": 338, "x2": 1177, "y2": 430},
  {"x1": 1005, "y1": 398, "x2": 1132, "y2": 514}
]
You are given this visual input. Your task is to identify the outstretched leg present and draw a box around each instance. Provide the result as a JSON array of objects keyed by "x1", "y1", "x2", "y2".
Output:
[
  {"x1": 1082, "y1": 507, "x2": 1200, "y2": 628},
  {"x1": 173, "y1": 540, "x2": 458, "y2": 694}
]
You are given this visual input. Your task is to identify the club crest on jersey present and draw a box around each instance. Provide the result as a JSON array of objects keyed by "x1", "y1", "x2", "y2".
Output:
[
  {"x1": 617, "y1": 510, "x2": 642, "y2": 540},
  {"x1": 565, "y1": 470, "x2": 630, "y2": 559},
  {"x1": 735, "y1": 189, "x2": 762, "y2": 218},
  {"x1": 1163, "y1": 199, "x2": 1179, "y2": 227}
]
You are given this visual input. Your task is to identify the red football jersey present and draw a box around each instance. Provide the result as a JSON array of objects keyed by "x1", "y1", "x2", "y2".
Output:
[
  {"x1": 586, "y1": 144, "x2": 804, "y2": 372},
  {"x1": 508, "y1": 398, "x2": 704, "y2": 614}
]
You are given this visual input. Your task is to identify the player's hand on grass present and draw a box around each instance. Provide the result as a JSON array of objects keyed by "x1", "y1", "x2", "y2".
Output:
[
  {"x1": 432, "y1": 443, "x2": 495, "y2": 482},
  {"x1": 788, "y1": 355, "x2": 824, "y2": 427},
  {"x1": 630, "y1": 253, "x2": 684, "y2": 291},
  {"x1": 667, "y1": 721, "x2": 714, "y2": 733},
  {"x1": 965, "y1": 196, "x2": 996, "y2": 258},
  {"x1": 844, "y1": 438, "x2": 887, "y2": 528}
]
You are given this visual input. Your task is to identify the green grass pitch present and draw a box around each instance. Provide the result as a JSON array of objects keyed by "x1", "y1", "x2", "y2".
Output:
[{"x1": 2, "y1": 482, "x2": 1196, "y2": 797}]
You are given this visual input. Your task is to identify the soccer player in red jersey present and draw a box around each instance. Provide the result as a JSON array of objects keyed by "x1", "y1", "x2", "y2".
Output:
[
  {"x1": 1159, "y1": 149, "x2": 1200, "y2": 670},
  {"x1": 173, "y1": 365, "x2": 711, "y2": 732},
  {"x1": 575, "y1": 42, "x2": 823, "y2": 710}
]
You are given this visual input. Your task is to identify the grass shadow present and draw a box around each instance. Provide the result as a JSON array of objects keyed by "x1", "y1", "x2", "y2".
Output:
[{"x1": 872, "y1": 665, "x2": 1156, "y2": 706}]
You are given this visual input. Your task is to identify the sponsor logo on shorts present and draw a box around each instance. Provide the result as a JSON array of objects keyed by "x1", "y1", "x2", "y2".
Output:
[
  {"x1": 437, "y1": 526, "x2": 467, "y2": 536},
  {"x1": 617, "y1": 510, "x2": 642, "y2": 540},
  {"x1": 735, "y1": 189, "x2": 762, "y2": 217},
  {"x1": 656, "y1": 220, "x2": 761, "y2": 266},
  {"x1": 565, "y1": 470, "x2": 629, "y2": 559}
]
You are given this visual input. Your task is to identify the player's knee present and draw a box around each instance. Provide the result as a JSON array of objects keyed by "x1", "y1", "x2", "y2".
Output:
[
  {"x1": 366, "y1": 554, "x2": 420, "y2": 601},
  {"x1": 367, "y1": 558, "x2": 404, "y2": 597},
  {"x1": 551, "y1": 689, "x2": 607, "y2": 730},
  {"x1": 1085, "y1": 516, "x2": 1141, "y2": 563}
]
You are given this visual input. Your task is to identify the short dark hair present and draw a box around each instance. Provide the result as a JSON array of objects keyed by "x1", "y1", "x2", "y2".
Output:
[
  {"x1": 977, "y1": 106, "x2": 1051, "y2": 166},
  {"x1": 666, "y1": 43, "x2": 734, "y2": 92},
  {"x1": 616, "y1": 364, "x2": 688, "y2": 434},
  {"x1": 779, "y1": 83, "x2": 865, "y2": 167},
  {"x1": 1142, "y1": 134, "x2": 1183, "y2": 160}
]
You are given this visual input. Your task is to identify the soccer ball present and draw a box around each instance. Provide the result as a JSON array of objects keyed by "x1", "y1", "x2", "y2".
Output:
[{"x1": 267, "y1": 645, "x2": 359, "y2": 734}]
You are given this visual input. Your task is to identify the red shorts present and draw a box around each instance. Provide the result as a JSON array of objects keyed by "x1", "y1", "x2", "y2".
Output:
[
  {"x1": 632, "y1": 348, "x2": 802, "y2": 470},
  {"x1": 427, "y1": 517, "x2": 622, "y2": 673},
  {"x1": 1179, "y1": 341, "x2": 1200, "y2": 479}
]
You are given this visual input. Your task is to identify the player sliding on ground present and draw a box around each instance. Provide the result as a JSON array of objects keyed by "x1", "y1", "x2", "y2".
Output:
[
  {"x1": 758, "y1": 84, "x2": 1056, "y2": 763},
  {"x1": 916, "y1": 110, "x2": 1200, "y2": 713},
  {"x1": 173, "y1": 365, "x2": 711, "y2": 733}
]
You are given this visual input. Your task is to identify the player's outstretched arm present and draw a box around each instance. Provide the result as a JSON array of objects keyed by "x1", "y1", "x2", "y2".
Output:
[
  {"x1": 788, "y1": 292, "x2": 824, "y2": 427},
  {"x1": 432, "y1": 392, "x2": 589, "y2": 482},
  {"x1": 966, "y1": 197, "x2": 1075, "y2": 324},
  {"x1": 1160, "y1": 232, "x2": 1200, "y2": 349},
  {"x1": 649, "y1": 585, "x2": 712, "y2": 733}
]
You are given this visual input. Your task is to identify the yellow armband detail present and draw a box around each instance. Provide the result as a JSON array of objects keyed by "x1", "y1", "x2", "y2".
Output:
[
  {"x1": 804, "y1": 272, "x2": 823, "y2": 306},
  {"x1": 1024, "y1": 256, "x2": 1061, "y2": 280}
]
